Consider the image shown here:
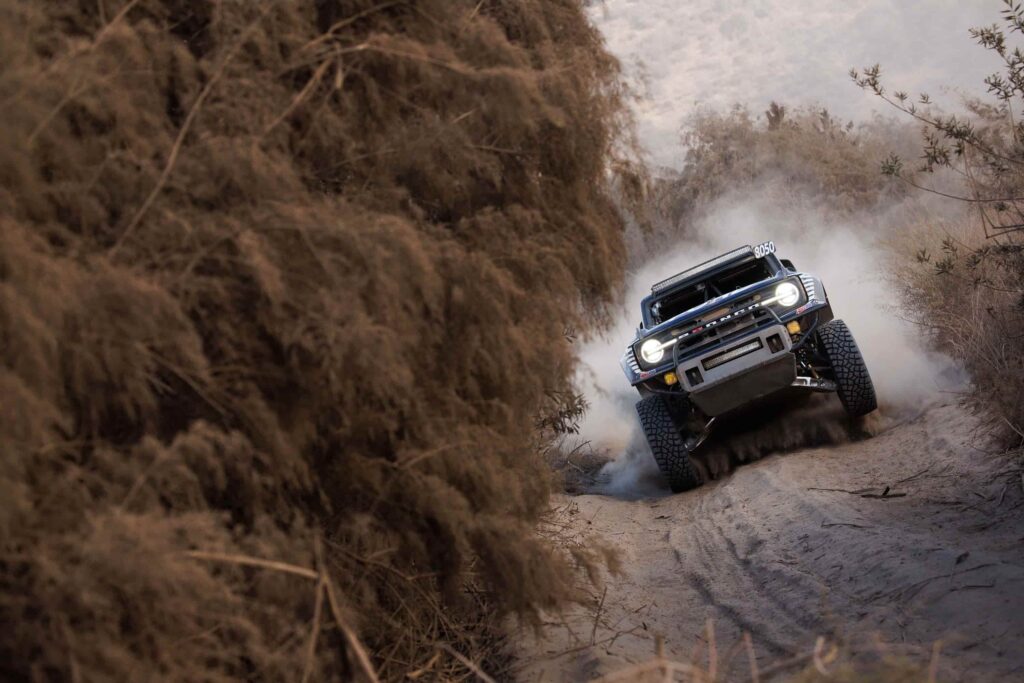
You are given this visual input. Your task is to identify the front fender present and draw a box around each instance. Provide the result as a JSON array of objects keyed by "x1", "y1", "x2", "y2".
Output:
[{"x1": 620, "y1": 347, "x2": 640, "y2": 384}]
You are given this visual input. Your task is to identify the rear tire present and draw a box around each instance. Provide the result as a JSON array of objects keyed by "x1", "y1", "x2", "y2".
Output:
[
  {"x1": 816, "y1": 319, "x2": 877, "y2": 417},
  {"x1": 636, "y1": 395, "x2": 704, "y2": 493}
]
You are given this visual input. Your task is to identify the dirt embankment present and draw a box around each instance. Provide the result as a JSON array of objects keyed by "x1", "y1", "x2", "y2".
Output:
[{"x1": 517, "y1": 402, "x2": 1024, "y2": 681}]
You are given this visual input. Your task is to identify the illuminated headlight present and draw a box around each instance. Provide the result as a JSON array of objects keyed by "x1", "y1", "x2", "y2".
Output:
[
  {"x1": 640, "y1": 338, "x2": 666, "y2": 364},
  {"x1": 774, "y1": 281, "x2": 800, "y2": 307}
]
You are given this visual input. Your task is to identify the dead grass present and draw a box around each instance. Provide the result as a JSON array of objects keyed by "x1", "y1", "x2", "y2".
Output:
[
  {"x1": 593, "y1": 622, "x2": 942, "y2": 683},
  {"x1": 0, "y1": 0, "x2": 636, "y2": 679},
  {"x1": 895, "y1": 214, "x2": 1024, "y2": 444}
]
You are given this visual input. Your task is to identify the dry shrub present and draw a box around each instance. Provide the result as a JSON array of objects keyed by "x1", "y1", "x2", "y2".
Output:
[
  {"x1": 644, "y1": 105, "x2": 917, "y2": 250},
  {"x1": 897, "y1": 212, "x2": 1024, "y2": 440},
  {"x1": 0, "y1": 0, "x2": 634, "y2": 679},
  {"x1": 853, "y1": 2, "x2": 1024, "y2": 443}
]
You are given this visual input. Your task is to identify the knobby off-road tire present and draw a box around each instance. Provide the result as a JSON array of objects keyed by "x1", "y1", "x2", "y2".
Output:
[
  {"x1": 816, "y1": 319, "x2": 878, "y2": 417},
  {"x1": 636, "y1": 395, "x2": 703, "y2": 493}
]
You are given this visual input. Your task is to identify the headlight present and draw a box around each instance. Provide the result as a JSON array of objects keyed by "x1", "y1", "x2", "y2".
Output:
[
  {"x1": 774, "y1": 281, "x2": 800, "y2": 307},
  {"x1": 640, "y1": 338, "x2": 665, "y2": 364}
]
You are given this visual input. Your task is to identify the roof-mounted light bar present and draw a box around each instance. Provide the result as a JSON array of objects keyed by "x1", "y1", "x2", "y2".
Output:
[{"x1": 650, "y1": 246, "x2": 754, "y2": 294}]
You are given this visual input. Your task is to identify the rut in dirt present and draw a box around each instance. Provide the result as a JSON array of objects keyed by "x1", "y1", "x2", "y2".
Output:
[{"x1": 517, "y1": 403, "x2": 1024, "y2": 682}]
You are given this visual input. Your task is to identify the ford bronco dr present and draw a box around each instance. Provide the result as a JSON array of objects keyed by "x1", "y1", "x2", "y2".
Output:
[{"x1": 621, "y1": 243, "x2": 877, "y2": 492}]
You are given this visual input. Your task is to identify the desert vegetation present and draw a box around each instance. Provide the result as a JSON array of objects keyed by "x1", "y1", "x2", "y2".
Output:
[
  {"x1": 655, "y1": 104, "x2": 924, "y2": 229},
  {"x1": 0, "y1": 0, "x2": 637, "y2": 679},
  {"x1": 5, "y1": 0, "x2": 1023, "y2": 680},
  {"x1": 852, "y1": 0, "x2": 1024, "y2": 443}
]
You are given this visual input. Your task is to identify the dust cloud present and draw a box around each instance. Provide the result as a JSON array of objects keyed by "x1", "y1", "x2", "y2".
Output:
[{"x1": 574, "y1": 190, "x2": 966, "y2": 497}]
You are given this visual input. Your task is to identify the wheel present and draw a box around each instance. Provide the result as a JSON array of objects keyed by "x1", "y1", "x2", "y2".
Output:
[
  {"x1": 636, "y1": 395, "x2": 704, "y2": 493},
  {"x1": 816, "y1": 319, "x2": 877, "y2": 417}
]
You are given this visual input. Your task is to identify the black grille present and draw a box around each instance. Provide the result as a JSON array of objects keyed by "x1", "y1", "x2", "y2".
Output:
[{"x1": 675, "y1": 308, "x2": 773, "y2": 360}]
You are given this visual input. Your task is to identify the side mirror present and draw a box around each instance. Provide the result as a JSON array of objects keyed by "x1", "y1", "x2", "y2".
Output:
[{"x1": 780, "y1": 258, "x2": 796, "y2": 271}]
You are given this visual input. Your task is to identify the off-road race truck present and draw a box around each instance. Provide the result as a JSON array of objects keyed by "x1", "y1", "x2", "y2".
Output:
[{"x1": 621, "y1": 242, "x2": 877, "y2": 492}]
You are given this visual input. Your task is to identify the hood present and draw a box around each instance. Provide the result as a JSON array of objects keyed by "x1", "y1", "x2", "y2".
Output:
[{"x1": 631, "y1": 273, "x2": 787, "y2": 345}]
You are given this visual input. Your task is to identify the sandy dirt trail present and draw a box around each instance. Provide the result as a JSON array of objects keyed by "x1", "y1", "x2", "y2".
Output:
[{"x1": 515, "y1": 403, "x2": 1024, "y2": 681}]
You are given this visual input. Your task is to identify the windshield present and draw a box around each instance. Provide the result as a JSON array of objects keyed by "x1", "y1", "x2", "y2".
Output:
[{"x1": 648, "y1": 257, "x2": 774, "y2": 324}]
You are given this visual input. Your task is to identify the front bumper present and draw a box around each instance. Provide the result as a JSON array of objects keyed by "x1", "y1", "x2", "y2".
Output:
[
  {"x1": 622, "y1": 296, "x2": 831, "y2": 387},
  {"x1": 680, "y1": 324, "x2": 797, "y2": 416}
]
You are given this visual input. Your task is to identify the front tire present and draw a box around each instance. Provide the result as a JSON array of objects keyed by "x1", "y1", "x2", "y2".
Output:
[
  {"x1": 816, "y1": 319, "x2": 877, "y2": 417},
  {"x1": 636, "y1": 395, "x2": 704, "y2": 493}
]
